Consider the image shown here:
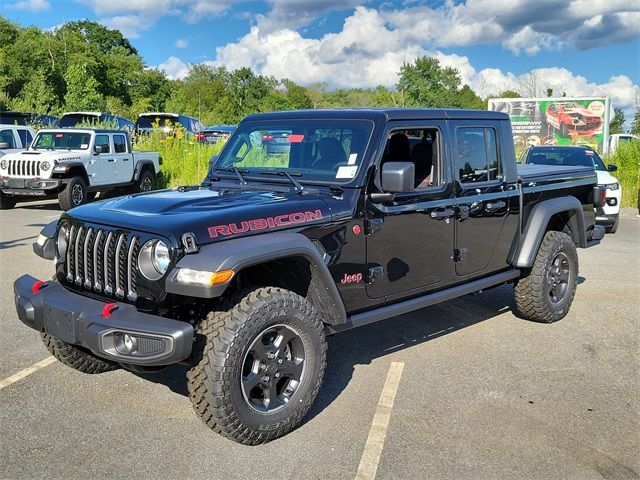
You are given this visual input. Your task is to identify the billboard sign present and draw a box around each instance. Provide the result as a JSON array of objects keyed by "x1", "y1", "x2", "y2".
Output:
[{"x1": 488, "y1": 97, "x2": 611, "y2": 158}]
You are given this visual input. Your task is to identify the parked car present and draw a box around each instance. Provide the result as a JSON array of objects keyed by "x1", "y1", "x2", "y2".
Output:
[
  {"x1": 0, "y1": 111, "x2": 58, "y2": 127},
  {"x1": 135, "y1": 113, "x2": 205, "y2": 138},
  {"x1": 58, "y1": 112, "x2": 134, "y2": 131},
  {"x1": 15, "y1": 108, "x2": 606, "y2": 446},
  {"x1": 545, "y1": 102, "x2": 602, "y2": 138},
  {"x1": 608, "y1": 133, "x2": 638, "y2": 154},
  {"x1": 262, "y1": 129, "x2": 292, "y2": 155},
  {"x1": 0, "y1": 128, "x2": 161, "y2": 210},
  {"x1": 522, "y1": 145, "x2": 621, "y2": 233},
  {"x1": 196, "y1": 125, "x2": 236, "y2": 144},
  {"x1": 0, "y1": 124, "x2": 35, "y2": 157}
]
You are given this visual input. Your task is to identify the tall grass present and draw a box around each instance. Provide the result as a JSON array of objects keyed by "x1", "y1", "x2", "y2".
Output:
[
  {"x1": 133, "y1": 128, "x2": 224, "y2": 188},
  {"x1": 606, "y1": 141, "x2": 640, "y2": 209}
]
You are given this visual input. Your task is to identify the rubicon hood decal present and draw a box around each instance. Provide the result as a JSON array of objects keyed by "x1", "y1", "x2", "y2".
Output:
[{"x1": 208, "y1": 210, "x2": 324, "y2": 238}]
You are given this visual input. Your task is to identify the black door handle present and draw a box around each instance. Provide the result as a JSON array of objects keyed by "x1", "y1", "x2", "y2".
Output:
[
  {"x1": 486, "y1": 200, "x2": 506, "y2": 211},
  {"x1": 430, "y1": 208, "x2": 454, "y2": 219},
  {"x1": 107, "y1": 158, "x2": 116, "y2": 163}
]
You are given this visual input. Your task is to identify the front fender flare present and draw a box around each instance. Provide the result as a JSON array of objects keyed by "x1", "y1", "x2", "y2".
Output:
[{"x1": 165, "y1": 232, "x2": 347, "y2": 324}]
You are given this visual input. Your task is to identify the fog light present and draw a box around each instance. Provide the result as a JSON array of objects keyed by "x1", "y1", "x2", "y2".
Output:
[
  {"x1": 607, "y1": 198, "x2": 617, "y2": 206},
  {"x1": 115, "y1": 333, "x2": 137, "y2": 355}
]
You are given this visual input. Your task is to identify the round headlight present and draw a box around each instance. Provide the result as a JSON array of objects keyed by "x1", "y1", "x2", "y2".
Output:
[
  {"x1": 56, "y1": 226, "x2": 68, "y2": 259},
  {"x1": 138, "y1": 240, "x2": 170, "y2": 280},
  {"x1": 0, "y1": 159, "x2": 7, "y2": 170},
  {"x1": 40, "y1": 161, "x2": 51, "y2": 171}
]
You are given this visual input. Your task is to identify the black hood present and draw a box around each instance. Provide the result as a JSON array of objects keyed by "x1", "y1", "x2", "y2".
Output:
[{"x1": 65, "y1": 186, "x2": 333, "y2": 246}]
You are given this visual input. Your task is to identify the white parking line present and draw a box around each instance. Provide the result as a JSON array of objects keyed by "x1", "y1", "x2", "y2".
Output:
[
  {"x1": 355, "y1": 361, "x2": 405, "y2": 480},
  {"x1": 0, "y1": 357, "x2": 56, "y2": 391}
]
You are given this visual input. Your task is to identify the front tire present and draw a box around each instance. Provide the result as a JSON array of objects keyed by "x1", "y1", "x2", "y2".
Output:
[
  {"x1": 187, "y1": 287, "x2": 327, "y2": 445},
  {"x1": 514, "y1": 231, "x2": 579, "y2": 323},
  {"x1": 58, "y1": 176, "x2": 87, "y2": 211},
  {"x1": 41, "y1": 333, "x2": 118, "y2": 374},
  {"x1": 0, "y1": 191, "x2": 16, "y2": 209}
]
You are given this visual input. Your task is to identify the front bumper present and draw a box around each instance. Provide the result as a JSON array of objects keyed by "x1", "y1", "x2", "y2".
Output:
[
  {"x1": 14, "y1": 275, "x2": 193, "y2": 366},
  {"x1": 0, "y1": 177, "x2": 62, "y2": 196}
]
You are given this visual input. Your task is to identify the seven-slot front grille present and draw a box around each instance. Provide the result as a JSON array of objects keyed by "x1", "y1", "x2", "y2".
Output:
[
  {"x1": 63, "y1": 224, "x2": 140, "y2": 302},
  {"x1": 8, "y1": 159, "x2": 41, "y2": 178}
]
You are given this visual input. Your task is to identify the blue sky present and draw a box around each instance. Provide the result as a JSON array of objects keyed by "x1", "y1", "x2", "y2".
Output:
[{"x1": 3, "y1": 0, "x2": 639, "y2": 113}]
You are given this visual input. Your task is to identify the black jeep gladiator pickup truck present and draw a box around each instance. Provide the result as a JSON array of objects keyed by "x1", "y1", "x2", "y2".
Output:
[{"x1": 15, "y1": 109, "x2": 606, "y2": 444}]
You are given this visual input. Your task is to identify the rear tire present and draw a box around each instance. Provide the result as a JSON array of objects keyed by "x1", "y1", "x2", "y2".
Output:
[
  {"x1": 41, "y1": 333, "x2": 118, "y2": 374},
  {"x1": 187, "y1": 287, "x2": 327, "y2": 445},
  {"x1": 58, "y1": 176, "x2": 87, "y2": 211},
  {"x1": 136, "y1": 170, "x2": 155, "y2": 193},
  {"x1": 514, "y1": 231, "x2": 579, "y2": 323},
  {"x1": 606, "y1": 214, "x2": 619, "y2": 234},
  {"x1": 0, "y1": 191, "x2": 16, "y2": 209}
]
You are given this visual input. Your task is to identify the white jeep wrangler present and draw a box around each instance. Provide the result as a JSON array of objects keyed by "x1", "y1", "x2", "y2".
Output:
[{"x1": 0, "y1": 129, "x2": 161, "y2": 211}]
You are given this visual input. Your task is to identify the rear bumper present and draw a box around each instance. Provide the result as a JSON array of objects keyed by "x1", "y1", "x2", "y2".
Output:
[
  {"x1": 586, "y1": 224, "x2": 606, "y2": 247},
  {"x1": 595, "y1": 212, "x2": 618, "y2": 226},
  {"x1": 0, "y1": 177, "x2": 62, "y2": 196},
  {"x1": 14, "y1": 275, "x2": 193, "y2": 366}
]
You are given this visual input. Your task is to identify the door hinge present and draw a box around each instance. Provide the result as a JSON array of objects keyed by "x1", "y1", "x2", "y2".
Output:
[
  {"x1": 453, "y1": 248, "x2": 469, "y2": 262},
  {"x1": 366, "y1": 265, "x2": 384, "y2": 284},
  {"x1": 366, "y1": 217, "x2": 384, "y2": 236}
]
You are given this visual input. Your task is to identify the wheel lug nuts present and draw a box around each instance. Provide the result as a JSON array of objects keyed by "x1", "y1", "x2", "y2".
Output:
[
  {"x1": 262, "y1": 375, "x2": 270, "y2": 382},
  {"x1": 277, "y1": 359, "x2": 283, "y2": 364},
  {"x1": 259, "y1": 364, "x2": 266, "y2": 371},
  {"x1": 275, "y1": 373, "x2": 280, "y2": 378}
]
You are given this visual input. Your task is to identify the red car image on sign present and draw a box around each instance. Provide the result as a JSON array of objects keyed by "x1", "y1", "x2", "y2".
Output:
[{"x1": 546, "y1": 102, "x2": 602, "y2": 138}]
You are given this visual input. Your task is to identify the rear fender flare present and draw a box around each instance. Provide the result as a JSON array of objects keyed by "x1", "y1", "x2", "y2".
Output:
[
  {"x1": 133, "y1": 160, "x2": 156, "y2": 181},
  {"x1": 515, "y1": 196, "x2": 586, "y2": 268}
]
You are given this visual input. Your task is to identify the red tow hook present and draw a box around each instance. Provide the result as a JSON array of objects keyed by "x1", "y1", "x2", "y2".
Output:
[
  {"x1": 31, "y1": 280, "x2": 47, "y2": 294},
  {"x1": 101, "y1": 303, "x2": 119, "y2": 318}
]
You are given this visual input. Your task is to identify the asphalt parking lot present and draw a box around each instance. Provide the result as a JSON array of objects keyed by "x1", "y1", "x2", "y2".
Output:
[{"x1": 1, "y1": 200, "x2": 638, "y2": 480}]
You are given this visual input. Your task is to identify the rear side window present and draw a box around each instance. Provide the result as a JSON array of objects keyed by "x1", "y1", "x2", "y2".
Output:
[
  {"x1": 113, "y1": 135, "x2": 127, "y2": 153},
  {"x1": 0, "y1": 129, "x2": 16, "y2": 148},
  {"x1": 17, "y1": 129, "x2": 33, "y2": 147},
  {"x1": 95, "y1": 135, "x2": 111, "y2": 154},
  {"x1": 456, "y1": 127, "x2": 500, "y2": 183}
]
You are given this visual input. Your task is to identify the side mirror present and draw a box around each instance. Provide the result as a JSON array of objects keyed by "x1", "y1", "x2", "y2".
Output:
[
  {"x1": 380, "y1": 162, "x2": 415, "y2": 193},
  {"x1": 607, "y1": 164, "x2": 617, "y2": 172},
  {"x1": 94, "y1": 145, "x2": 104, "y2": 154},
  {"x1": 0, "y1": 142, "x2": 11, "y2": 149}
]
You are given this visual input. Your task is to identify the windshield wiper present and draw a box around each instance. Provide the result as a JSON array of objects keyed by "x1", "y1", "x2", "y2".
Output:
[
  {"x1": 259, "y1": 170, "x2": 305, "y2": 194},
  {"x1": 214, "y1": 167, "x2": 247, "y2": 185}
]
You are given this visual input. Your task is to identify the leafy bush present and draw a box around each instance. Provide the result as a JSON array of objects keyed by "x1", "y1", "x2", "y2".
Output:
[
  {"x1": 133, "y1": 122, "x2": 223, "y2": 187},
  {"x1": 606, "y1": 140, "x2": 640, "y2": 208}
]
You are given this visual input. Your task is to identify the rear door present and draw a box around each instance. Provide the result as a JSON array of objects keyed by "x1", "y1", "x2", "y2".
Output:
[
  {"x1": 452, "y1": 122, "x2": 518, "y2": 277},
  {"x1": 112, "y1": 134, "x2": 133, "y2": 182},
  {"x1": 365, "y1": 121, "x2": 457, "y2": 300}
]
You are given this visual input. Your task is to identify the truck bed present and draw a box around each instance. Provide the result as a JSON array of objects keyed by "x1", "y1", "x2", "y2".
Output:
[{"x1": 517, "y1": 163, "x2": 595, "y2": 183}]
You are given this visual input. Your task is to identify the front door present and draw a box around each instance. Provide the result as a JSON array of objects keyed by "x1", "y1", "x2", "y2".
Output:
[
  {"x1": 452, "y1": 123, "x2": 517, "y2": 277},
  {"x1": 89, "y1": 134, "x2": 116, "y2": 186},
  {"x1": 365, "y1": 123, "x2": 456, "y2": 300}
]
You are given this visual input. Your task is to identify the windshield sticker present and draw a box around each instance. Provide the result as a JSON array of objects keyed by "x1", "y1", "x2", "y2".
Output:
[
  {"x1": 288, "y1": 134, "x2": 304, "y2": 143},
  {"x1": 55, "y1": 134, "x2": 63, "y2": 138},
  {"x1": 208, "y1": 210, "x2": 324, "y2": 238},
  {"x1": 336, "y1": 165, "x2": 357, "y2": 179},
  {"x1": 80, "y1": 144, "x2": 89, "y2": 149},
  {"x1": 585, "y1": 150, "x2": 594, "y2": 155},
  {"x1": 348, "y1": 153, "x2": 357, "y2": 165}
]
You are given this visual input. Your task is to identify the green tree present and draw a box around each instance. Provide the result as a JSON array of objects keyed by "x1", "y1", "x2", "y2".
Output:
[
  {"x1": 631, "y1": 108, "x2": 640, "y2": 136},
  {"x1": 11, "y1": 71, "x2": 58, "y2": 113},
  {"x1": 498, "y1": 90, "x2": 521, "y2": 98},
  {"x1": 64, "y1": 63, "x2": 105, "y2": 111},
  {"x1": 397, "y1": 57, "x2": 463, "y2": 108},
  {"x1": 609, "y1": 107, "x2": 625, "y2": 135}
]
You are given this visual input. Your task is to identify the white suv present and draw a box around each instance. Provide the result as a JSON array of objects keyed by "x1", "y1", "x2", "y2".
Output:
[
  {"x1": 0, "y1": 124, "x2": 35, "y2": 157},
  {"x1": 522, "y1": 146, "x2": 622, "y2": 233},
  {"x1": 0, "y1": 128, "x2": 161, "y2": 211}
]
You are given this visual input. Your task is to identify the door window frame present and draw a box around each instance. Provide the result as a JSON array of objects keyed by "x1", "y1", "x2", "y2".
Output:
[{"x1": 453, "y1": 125, "x2": 504, "y2": 189}]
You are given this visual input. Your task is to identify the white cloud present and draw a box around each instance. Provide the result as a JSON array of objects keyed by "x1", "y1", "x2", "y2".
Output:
[
  {"x1": 11, "y1": 0, "x2": 50, "y2": 12},
  {"x1": 175, "y1": 38, "x2": 189, "y2": 48},
  {"x1": 157, "y1": 56, "x2": 190, "y2": 80},
  {"x1": 99, "y1": 14, "x2": 158, "y2": 39}
]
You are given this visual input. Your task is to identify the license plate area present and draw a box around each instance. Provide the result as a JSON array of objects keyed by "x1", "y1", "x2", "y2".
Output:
[
  {"x1": 44, "y1": 305, "x2": 76, "y2": 344},
  {"x1": 9, "y1": 178, "x2": 26, "y2": 188}
]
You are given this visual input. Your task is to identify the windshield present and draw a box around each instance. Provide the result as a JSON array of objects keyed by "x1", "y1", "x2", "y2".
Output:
[
  {"x1": 136, "y1": 116, "x2": 179, "y2": 129},
  {"x1": 210, "y1": 120, "x2": 374, "y2": 184},
  {"x1": 525, "y1": 147, "x2": 607, "y2": 171},
  {"x1": 33, "y1": 132, "x2": 91, "y2": 150}
]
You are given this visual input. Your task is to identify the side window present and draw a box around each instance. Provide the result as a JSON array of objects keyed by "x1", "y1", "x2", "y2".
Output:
[
  {"x1": 455, "y1": 127, "x2": 500, "y2": 184},
  {"x1": 381, "y1": 128, "x2": 441, "y2": 190},
  {"x1": 113, "y1": 135, "x2": 127, "y2": 153},
  {"x1": 17, "y1": 129, "x2": 32, "y2": 147},
  {"x1": 0, "y1": 130, "x2": 16, "y2": 148},
  {"x1": 95, "y1": 135, "x2": 111, "y2": 154}
]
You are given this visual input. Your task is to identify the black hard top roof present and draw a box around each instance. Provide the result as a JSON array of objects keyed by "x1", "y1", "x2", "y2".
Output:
[{"x1": 243, "y1": 108, "x2": 509, "y2": 122}]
